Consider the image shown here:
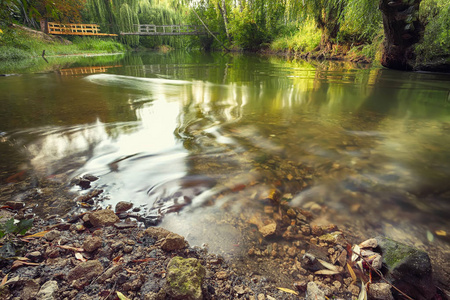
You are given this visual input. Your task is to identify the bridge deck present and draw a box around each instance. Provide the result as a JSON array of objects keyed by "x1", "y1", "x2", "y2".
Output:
[{"x1": 121, "y1": 24, "x2": 209, "y2": 36}]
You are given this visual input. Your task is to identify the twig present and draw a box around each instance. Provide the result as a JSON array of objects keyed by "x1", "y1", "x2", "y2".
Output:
[{"x1": 41, "y1": 50, "x2": 48, "y2": 63}]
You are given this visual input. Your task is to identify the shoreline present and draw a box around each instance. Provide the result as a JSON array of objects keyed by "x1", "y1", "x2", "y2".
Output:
[{"x1": 0, "y1": 176, "x2": 448, "y2": 299}]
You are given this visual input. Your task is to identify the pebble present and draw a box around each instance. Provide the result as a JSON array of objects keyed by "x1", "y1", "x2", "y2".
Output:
[
  {"x1": 36, "y1": 280, "x2": 58, "y2": 300},
  {"x1": 44, "y1": 230, "x2": 61, "y2": 241},
  {"x1": 88, "y1": 209, "x2": 119, "y2": 227},
  {"x1": 83, "y1": 236, "x2": 102, "y2": 252},
  {"x1": 115, "y1": 201, "x2": 133, "y2": 213},
  {"x1": 161, "y1": 233, "x2": 186, "y2": 251},
  {"x1": 259, "y1": 223, "x2": 277, "y2": 237}
]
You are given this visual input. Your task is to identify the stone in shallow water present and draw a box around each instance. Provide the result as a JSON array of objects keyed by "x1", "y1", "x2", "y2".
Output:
[
  {"x1": 166, "y1": 256, "x2": 206, "y2": 300},
  {"x1": 88, "y1": 209, "x2": 119, "y2": 227},
  {"x1": 375, "y1": 236, "x2": 436, "y2": 300},
  {"x1": 115, "y1": 201, "x2": 133, "y2": 213}
]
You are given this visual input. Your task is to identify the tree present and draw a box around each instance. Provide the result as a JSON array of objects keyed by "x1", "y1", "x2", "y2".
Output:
[{"x1": 379, "y1": 0, "x2": 423, "y2": 70}]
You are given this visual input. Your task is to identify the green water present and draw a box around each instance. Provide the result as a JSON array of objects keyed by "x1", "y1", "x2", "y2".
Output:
[{"x1": 0, "y1": 51, "x2": 449, "y2": 253}]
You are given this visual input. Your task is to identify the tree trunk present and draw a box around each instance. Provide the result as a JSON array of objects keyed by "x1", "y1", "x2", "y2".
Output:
[
  {"x1": 379, "y1": 0, "x2": 424, "y2": 70},
  {"x1": 217, "y1": 1, "x2": 230, "y2": 42},
  {"x1": 40, "y1": 18, "x2": 48, "y2": 34}
]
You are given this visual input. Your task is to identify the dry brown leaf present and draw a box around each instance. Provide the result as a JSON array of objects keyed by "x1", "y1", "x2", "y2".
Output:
[
  {"x1": 317, "y1": 259, "x2": 339, "y2": 271},
  {"x1": 435, "y1": 230, "x2": 447, "y2": 236},
  {"x1": 276, "y1": 287, "x2": 298, "y2": 295},
  {"x1": 24, "y1": 230, "x2": 50, "y2": 238},
  {"x1": 11, "y1": 260, "x2": 40, "y2": 270},
  {"x1": 0, "y1": 274, "x2": 8, "y2": 287},
  {"x1": 75, "y1": 252, "x2": 87, "y2": 262},
  {"x1": 347, "y1": 262, "x2": 357, "y2": 285},
  {"x1": 315, "y1": 269, "x2": 340, "y2": 275},
  {"x1": 56, "y1": 245, "x2": 84, "y2": 252}
]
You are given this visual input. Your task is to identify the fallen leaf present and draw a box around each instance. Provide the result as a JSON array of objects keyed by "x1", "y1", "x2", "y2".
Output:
[
  {"x1": 132, "y1": 258, "x2": 156, "y2": 263},
  {"x1": 435, "y1": 230, "x2": 447, "y2": 236},
  {"x1": 315, "y1": 269, "x2": 341, "y2": 275},
  {"x1": 317, "y1": 259, "x2": 339, "y2": 271},
  {"x1": 347, "y1": 262, "x2": 357, "y2": 285},
  {"x1": 358, "y1": 280, "x2": 367, "y2": 300},
  {"x1": 427, "y1": 230, "x2": 434, "y2": 242},
  {"x1": 276, "y1": 287, "x2": 298, "y2": 295},
  {"x1": 75, "y1": 252, "x2": 87, "y2": 262},
  {"x1": 113, "y1": 255, "x2": 123, "y2": 264},
  {"x1": 116, "y1": 291, "x2": 131, "y2": 300},
  {"x1": 56, "y1": 245, "x2": 84, "y2": 252},
  {"x1": 0, "y1": 274, "x2": 8, "y2": 287},
  {"x1": 351, "y1": 244, "x2": 361, "y2": 262},
  {"x1": 23, "y1": 230, "x2": 50, "y2": 238},
  {"x1": 11, "y1": 260, "x2": 40, "y2": 270}
]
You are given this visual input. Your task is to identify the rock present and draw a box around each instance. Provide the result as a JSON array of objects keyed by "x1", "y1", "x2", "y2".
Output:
[
  {"x1": 375, "y1": 236, "x2": 436, "y2": 300},
  {"x1": 88, "y1": 209, "x2": 119, "y2": 227},
  {"x1": 368, "y1": 283, "x2": 394, "y2": 300},
  {"x1": 21, "y1": 279, "x2": 40, "y2": 300},
  {"x1": 359, "y1": 238, "x2": 378, "y2": 248},
  {"x1": 44, "y1": 230, "x2": 60, "y2": 241},
  {"x1": 82, "y1": 236, "x2": 102, "y2": 252},
  {"x1": 306, "y1": 282, "x2": 326, "y2": 300},
  {"x1": 115, "y1": 201, "x2": 133, "y2": 213},
  {"x1": 67, "y1": 260, "x2": 104, "y2": 282},
  {"x1": 5, "y1": 201, "x2": 25, "y2": 210},
  {"x1": 166, "y1": 256, "x2": 206, "y2": 300},
  {"x1": 234, "y1": 285, "x2": 245, "y2": 295},
  {"x1": 36, "y1": 280, "x2": 58, "y2": 300},
  {"x1": 161, "y1": 233, "x2": 186, "y2": 251},
  {"x1": 142, "y1": 227, "x2": 172, "y2": 240},
  {"x1": 215, "y1": 271, "x2": 229, "y2": 280},
  {"x1": 259, "y1": 223, "x2": 277, "y2": 237},
  {"x1": 98, "y1": 265, "x2": 123, "y2": 284}
]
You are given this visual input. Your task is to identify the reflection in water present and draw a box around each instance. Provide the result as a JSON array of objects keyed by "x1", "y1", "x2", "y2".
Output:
[{"x1": 1, "y1": 52, "x2": 450, "y2": 257}]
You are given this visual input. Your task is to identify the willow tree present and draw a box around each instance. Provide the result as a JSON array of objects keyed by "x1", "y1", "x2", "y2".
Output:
[
  {"x1": 85, "y1": 0, "x2": 140, "y2": 46},
  {"x1": 289, "y1": 0, "x2": 346, "y2": 50}
]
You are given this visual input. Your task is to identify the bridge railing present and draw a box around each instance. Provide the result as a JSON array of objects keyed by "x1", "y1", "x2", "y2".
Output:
[
  {"x1": 47, "y1": 22, "x2": 118, "y2": 37},
  {"x1": 121, "y1": 24, "x2": 208, "y2": 36}
]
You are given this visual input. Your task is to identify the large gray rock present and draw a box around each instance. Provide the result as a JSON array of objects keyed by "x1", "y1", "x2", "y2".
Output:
[
  {"x1": 375, "y1": 236, "x2": 435, "y2": 300},
  {"x1": 166, "y1": 256, "x2": 206, "y2": 300}
]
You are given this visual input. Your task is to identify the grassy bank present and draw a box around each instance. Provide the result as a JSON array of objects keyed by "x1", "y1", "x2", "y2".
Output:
[{"x1": 0, "y1": 24, "x2": 127, "y2": 62}]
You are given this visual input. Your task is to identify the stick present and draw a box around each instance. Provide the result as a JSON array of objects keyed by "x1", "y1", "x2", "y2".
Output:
[
  {"x1": 192, "y1": 9, "x2": 230, "y2": 52},
  {"x1": 41, "y1": 50, "x2": 48, "y2": 63}
]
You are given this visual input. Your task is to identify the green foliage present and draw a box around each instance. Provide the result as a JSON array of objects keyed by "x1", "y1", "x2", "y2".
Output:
[
  {"x1": 416, "y1": 0, "x2": 450, "y2": 63},
  {"x1": 229, "y1": 7, "x2": 266, "y2": 51},
  {"x1": 270, "y1": 22, "x2": 321, "y2": 52},
  {"x1": 0, "y1": 218, "x2": 33, "y2": 238},
  {"x1": 0, "y1": 218, "x2": 33, "y2": 259},
  {"x1": 340, "y1": 0, "x2": 382, "y2": 41}
]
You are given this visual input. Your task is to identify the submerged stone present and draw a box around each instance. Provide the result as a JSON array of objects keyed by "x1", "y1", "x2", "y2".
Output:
[
  {"x1": 375, "y1": 236, "x2": 435, "y2": 300},
  {"x1": 166, "y1": 256, "x2": 206, "y2": 300}
]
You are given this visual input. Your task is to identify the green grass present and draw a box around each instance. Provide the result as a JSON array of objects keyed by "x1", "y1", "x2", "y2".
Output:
[
  {"x1": 0, "y1": 25, "x2": 127, "y2": 62},
  {"x1": 270, "y1": 22, "x2": 321, "y2": 53}
]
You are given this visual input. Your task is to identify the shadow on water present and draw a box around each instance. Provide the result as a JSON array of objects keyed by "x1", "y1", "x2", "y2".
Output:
[{"x1": 1, "y1": 51, "x2": 450, "y2": 258}]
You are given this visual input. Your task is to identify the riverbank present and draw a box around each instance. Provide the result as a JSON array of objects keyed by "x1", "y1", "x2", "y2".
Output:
[
  {"x1": 0, "y1": 174, "x2": 448, "y2": 299},
  {"x1": 0, "y1": 24, "x2": 127, "y2": 63}
]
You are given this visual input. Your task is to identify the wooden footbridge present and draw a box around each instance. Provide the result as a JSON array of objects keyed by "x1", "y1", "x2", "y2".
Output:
[
  {"x1": 44, "y1": 22, "x2": 209, "y2": 37},
  {"x1": 120, "y1": 24, "x2": 209, "y2": 36}
]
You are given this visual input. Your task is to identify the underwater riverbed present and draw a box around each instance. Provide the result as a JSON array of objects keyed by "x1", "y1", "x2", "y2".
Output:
[{"x1": 1, "y1": 51, "x2": 449, "y2": 271}]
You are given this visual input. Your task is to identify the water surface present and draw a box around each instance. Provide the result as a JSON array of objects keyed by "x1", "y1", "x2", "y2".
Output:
[{"x1": 1, "y1": 51, "x2": 450, "y2": 256}]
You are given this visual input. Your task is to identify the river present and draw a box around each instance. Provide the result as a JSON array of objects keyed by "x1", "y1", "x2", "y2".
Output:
[{"x1": 0, "y1": 51, "x2": 449, "y2": 263}]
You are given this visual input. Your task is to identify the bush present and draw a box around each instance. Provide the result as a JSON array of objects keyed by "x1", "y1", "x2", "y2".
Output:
[
  {"x1": 229, "y1": 7, "x2": 266, "y2": 51},
  {"x1": 416, "y1": 0, "x2": 450, "y2": 63}
]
